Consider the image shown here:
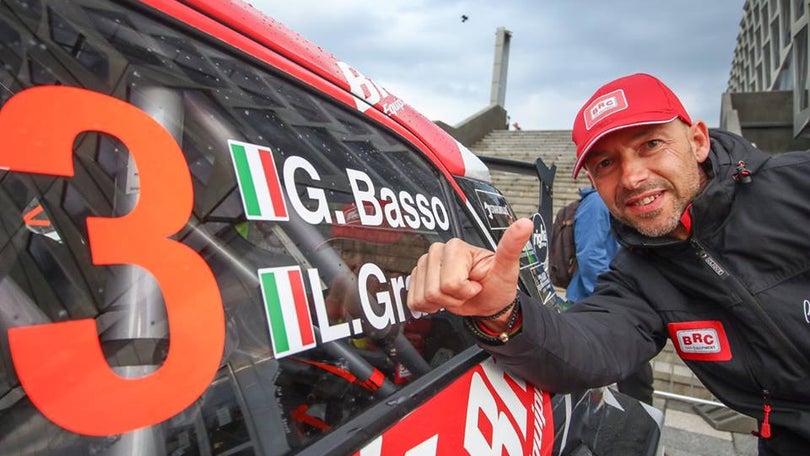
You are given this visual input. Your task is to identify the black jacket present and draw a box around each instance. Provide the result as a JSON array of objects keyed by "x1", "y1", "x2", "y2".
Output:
[{"x1": 486, "y1": 130, "x2": 810, "y2": 447}]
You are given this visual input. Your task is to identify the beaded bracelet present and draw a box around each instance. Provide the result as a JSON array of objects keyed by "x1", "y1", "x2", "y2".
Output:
[
  {"x1": 475, "y1": 297, "x2": 517, "y2": 320},
  {"x1": 463, "y1": 299, "x2": 522, "y2": 345}
]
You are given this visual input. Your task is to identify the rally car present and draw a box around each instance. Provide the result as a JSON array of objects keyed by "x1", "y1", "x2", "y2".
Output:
[{"x1": 0, "y1": 0, "x2": 663, "y2": 454}]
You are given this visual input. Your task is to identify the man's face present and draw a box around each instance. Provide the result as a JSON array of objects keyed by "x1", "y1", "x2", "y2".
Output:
[{"x1": 582, "y1": 120, "x2": 710, "y2": 238}]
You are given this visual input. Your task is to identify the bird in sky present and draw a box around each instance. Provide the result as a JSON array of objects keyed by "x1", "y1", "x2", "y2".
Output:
[{"x1": 461, "y1": 14, "x2": 468, "y2": 22}]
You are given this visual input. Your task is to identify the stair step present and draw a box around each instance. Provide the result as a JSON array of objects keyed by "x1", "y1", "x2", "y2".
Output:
[{"x1": 693, "y1": 404, "x2": 758, "y2": 434}]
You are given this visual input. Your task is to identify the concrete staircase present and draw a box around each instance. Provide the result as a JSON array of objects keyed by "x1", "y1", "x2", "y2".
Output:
[
  {"x1": 470, "y1": 129, "x2": 582, "y2": 219},
  {"x1": 469, "y1": 129, "x2": 715, "y2": 404}
]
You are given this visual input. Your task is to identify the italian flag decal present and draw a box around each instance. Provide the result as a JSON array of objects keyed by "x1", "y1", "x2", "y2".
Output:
[
  {"x1": 228, "y1": 140, "x2": 289, "y2": 221},
  {"x1": 258, "y1": 266, "x2": 317, "y2": 358}
]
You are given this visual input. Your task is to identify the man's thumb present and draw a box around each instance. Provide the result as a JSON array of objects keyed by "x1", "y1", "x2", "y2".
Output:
[{"x1": 492, "y1": 218, "x2": 534, "y2": 269}]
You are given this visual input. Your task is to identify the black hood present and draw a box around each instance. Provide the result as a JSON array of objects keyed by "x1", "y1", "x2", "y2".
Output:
[{"x1": 611, "y1": 129, "x2": 771, "y2": 248}]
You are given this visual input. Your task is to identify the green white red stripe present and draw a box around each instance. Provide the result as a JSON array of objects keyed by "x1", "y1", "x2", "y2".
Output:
[
  {"x1": 258, "y1": 266, "x2": 317, "y2": 358},
  {"x1": 228, "y1": 139, "x2": 288, "y2": 221}
]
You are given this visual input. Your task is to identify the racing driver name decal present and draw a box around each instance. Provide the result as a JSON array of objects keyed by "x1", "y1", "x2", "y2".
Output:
[
  {"x1": 229, "y1": 140, "x2": 448, "y2": 358},
  {"x1": 257, "y1": 264, "x2": 412, "y2": 358},
  {"x1": 228, "y1": 140, "x2": 449, "y2": 230}
]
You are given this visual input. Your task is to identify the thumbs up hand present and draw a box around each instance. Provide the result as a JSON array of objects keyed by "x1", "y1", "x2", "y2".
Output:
[{"x1": 407, "y1": 218, "x2": 533, "y2": 323}]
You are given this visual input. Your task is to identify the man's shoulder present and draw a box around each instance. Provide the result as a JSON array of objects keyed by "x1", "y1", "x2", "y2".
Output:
[
  {"x1": 709, "y1": 128, "x2": 810, "y2": 166},
  {"x1": 764, "y1": 149, "x2": 810, "y2": 166}
]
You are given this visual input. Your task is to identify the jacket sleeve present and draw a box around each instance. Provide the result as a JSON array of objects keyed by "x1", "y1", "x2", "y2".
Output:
[{"x1": 481, "y1": 266, "x2": 666, "y2": 393}]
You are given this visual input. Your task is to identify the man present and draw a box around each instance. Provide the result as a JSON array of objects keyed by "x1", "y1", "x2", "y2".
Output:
[
  {"x1": 407, "y1": 73, "x2": 810, "y2": 454},
  {"x1": 566, "y1": 186, "x2": 620, "y2": 303}
]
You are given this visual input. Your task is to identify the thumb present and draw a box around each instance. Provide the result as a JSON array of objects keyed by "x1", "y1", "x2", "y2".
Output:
[
  {"x1": 465, "y1": 218, "x2": 533, "y2": 313},
  {"x1": 492, "y1": 218, "x2": 534, "y2": 271}
]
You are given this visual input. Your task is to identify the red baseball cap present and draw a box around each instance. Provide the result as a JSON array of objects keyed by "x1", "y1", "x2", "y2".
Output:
[{"x1": 571, "y1": 73, "x2": 692, "y2": 178}]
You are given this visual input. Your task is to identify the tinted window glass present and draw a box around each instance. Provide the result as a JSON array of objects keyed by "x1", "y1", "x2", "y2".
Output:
[
  {"x1": 456, "y1": 177, "x2": 561, "y2": 308},
  {"x1": 0, "y1": 1, "x2": 484, "y2": 454}
]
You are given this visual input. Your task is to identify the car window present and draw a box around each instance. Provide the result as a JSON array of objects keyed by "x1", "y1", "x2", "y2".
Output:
[
  {"x1": 0, "y1": 1, "x2": 489, "y2": 454},
  {"x1": 455, "y1": 177, "x2": 560, "y2": 308}
]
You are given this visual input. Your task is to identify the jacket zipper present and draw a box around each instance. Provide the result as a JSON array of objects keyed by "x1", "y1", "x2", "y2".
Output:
[
  {"x1": 691, "y1": 239, "x2": 728, "y2": 278},
  {"x1": 751, "y1": 389, "x2": 772, "y2": 439},
  {"x1": 689, "y1": 238, "x2": 809, "y2": 369},
  {"x1": 689, "y1": 238, "x2": 810, "y2": 439}
]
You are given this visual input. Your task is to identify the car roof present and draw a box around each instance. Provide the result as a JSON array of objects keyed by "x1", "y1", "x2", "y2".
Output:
[{"x1": 138, "y1": 0, "x2": 491, "y2": 185}]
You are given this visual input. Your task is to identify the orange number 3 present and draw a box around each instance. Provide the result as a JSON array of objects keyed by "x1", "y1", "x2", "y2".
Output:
[{"x1": 0, "y1": 86, "x2": 225, "y2": 436}]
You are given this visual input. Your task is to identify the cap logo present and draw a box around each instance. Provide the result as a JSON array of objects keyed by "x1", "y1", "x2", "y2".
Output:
[{"x1": 584, "y1": 89, "x2": 628, "y2": 130}]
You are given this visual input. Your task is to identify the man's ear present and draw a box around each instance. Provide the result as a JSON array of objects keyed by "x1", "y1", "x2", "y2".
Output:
[{"x1": 690, "y1": 121, "x2": 711, "y2": 163}]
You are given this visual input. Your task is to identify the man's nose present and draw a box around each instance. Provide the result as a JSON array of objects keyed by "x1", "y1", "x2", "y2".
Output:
[{"x1": 620, "y1": 157, "x2": 649, "y2": 189}]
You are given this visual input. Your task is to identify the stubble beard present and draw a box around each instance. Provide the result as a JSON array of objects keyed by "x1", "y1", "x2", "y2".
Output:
[
  {"x1": 619, "y1": 157, "x2": 707, "y2": 238},
  {"x1": 631, "y1": 195, "x2": 685, "y2": 238}
]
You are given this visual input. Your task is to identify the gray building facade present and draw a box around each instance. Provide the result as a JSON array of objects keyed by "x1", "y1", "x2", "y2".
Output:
[{"x1": 724, "y1": 0, "x2": 810, "y2": 152}]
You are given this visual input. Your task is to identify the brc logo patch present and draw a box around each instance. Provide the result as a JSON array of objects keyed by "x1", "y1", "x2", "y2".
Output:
[
  {"x1": 668, "y1": 320, "x2": 732, "y2": 362},
  {"x1": 583, "y1": 89, "x2": 628, "y2": 130}
]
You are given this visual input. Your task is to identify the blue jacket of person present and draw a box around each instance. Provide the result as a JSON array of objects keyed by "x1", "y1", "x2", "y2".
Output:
[{"x1": 565, "y1": 187, "x2": 620, "y2": 302}]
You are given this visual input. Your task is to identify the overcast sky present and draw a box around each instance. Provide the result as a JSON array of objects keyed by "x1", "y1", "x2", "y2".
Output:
[{"x1": 253, "y1": 1, "x2": 747, "y2": 130}]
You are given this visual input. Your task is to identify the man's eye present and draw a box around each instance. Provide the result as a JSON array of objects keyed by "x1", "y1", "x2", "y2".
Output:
[
  {"x1": 645, "y1": 139, "x2": 662, "y2": 149},
  {"x1": 587, "y1": 158, "x2": 612, "y2": 177},
  {"x1": 596, "y1": 158, "x2": 612, "y2": 169},
  {"x1": 585, "y1": 156, "x2": 614, "y2": 177}
]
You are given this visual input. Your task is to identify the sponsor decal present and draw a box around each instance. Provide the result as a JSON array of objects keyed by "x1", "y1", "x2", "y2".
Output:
[
  {"x1": 383, "y1": 98, "x2": 406, "y2": 117},
  {"x1": 583, "y1": 89, "x2": 628, "y2": 130},
  {"x1": 530, "y1": 213, "x2": 549, "y2": 266},
  {"x1": 517, "y1": 214, "x2": 555, "y2": 304},
  {"x1": 474, "y1": 189, "x2": 515, "y2": 231},
  {"x1": 667, "y1": 320, "x2": 732, "y2": 361},
  {"x1": 336, "y1": 61, "x2": 405, "y2": 116},
  {"x1": 526, "y1": 263, "x2": 555, "y2": 305},
  {"x1": 354, "y1": 358, "x2": 554, "y2": 456}
]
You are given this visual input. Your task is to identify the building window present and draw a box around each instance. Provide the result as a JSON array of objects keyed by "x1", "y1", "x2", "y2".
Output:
[
  {"x1": 796, "y1": 26, "x2": 808, "y2": 109},
  {"x1": 775, "y1": 53, "x2": 794, "y2": 90},
  {"x1": 764, "y1": 48, "x2": 773, "y2": 88},
  {"x1": 761, "y1": 3, "x2": 771, "y2": 66},
  {"x1": 782, "y1": 0, "x2": 792, "y2": 47},
  {"x1": 772, "y1": 18, "x2": 781, "y2": 69}
]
